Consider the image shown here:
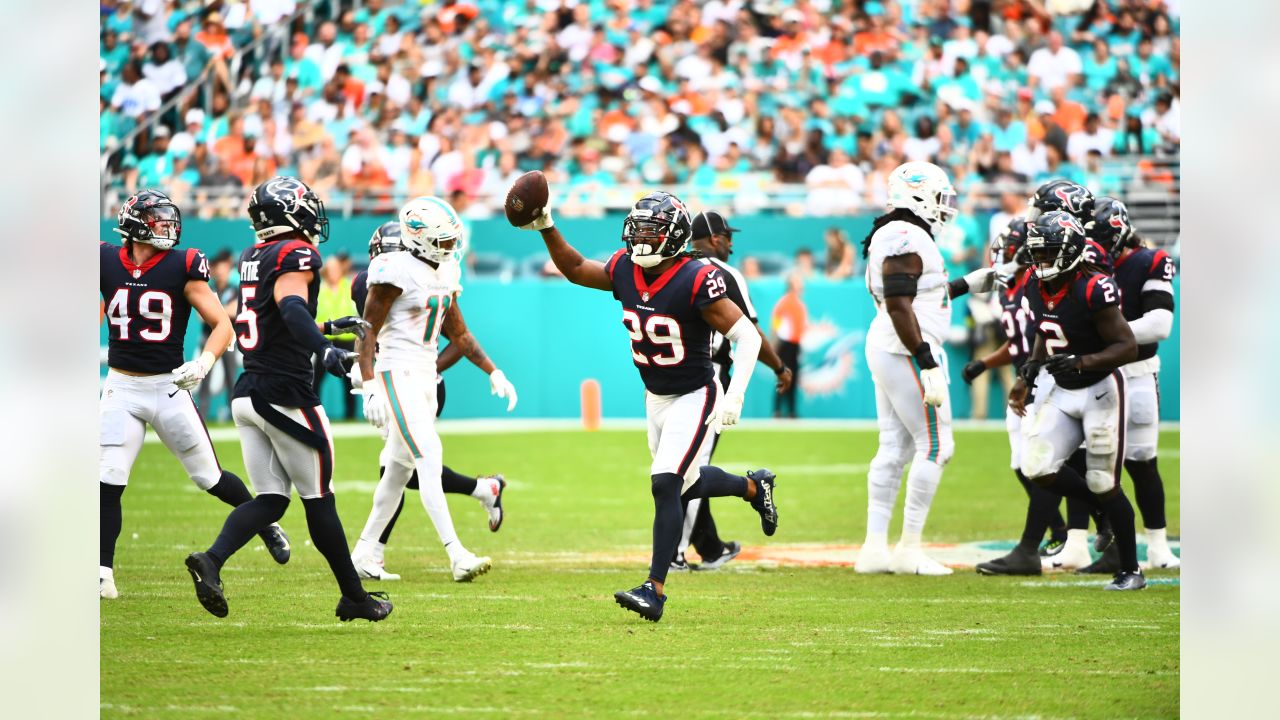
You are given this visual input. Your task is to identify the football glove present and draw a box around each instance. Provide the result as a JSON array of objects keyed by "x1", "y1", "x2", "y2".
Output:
[
  {"x1": 1017, "y1": 359, "x2": 1044, "y2": 385},
  {"x1": 709, "y1": 391, "x2": 744, "y2": 432},
  {"x1": 961, "y1": 359, "x2": 987, "y2": 385},
  {"x1": 919, "y1": 367, "x2": 947, "y2": 407},
  {"x1": 171, "y1": 351, "x2": 216, "y2": 391},
  {"x1": 1045, "y1": 353, "x2": 1083, "y2": 375},
  {"x1": 320, "y1": 344, "x2": 358, "y2": 379},
  {"x1": 962, "y1": 266, "x2": 998, "y2": 294},
  {"x1": 488, "y1": 368, "x2": 518, "y2": 412},
  {"x1": 519, "y1": 207, "x2": 555, "y2": 231},
  {"x1": 361, "y1": 385, "x2": 390, "y2": 429},
  {"x1": 324, "y1": 316, "x2": 371, "y2": 339},
  {"x1": 347, "y1": 363, "x2": 364, "y2": 390}
]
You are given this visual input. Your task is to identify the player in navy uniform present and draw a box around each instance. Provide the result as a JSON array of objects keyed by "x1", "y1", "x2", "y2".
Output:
[
  {"x1": 668, "y1": 210, "x2": 793, "y2": 572},
  {"x1": 184, "y1": 177, "x2": 392, "y2": 621},
  {"x1": 99, "y1": 189, "x2": 289, "y2": 600},
  {"x1": 976, "y1": 211, "x2": 1145, "y2": 590},
  {"x1": 346, "y1": 221, "x2": 508, "y2": 581},
  {"x1": 962, "y1": 218, "x2": 1071, "y2": 556},
  {"x1": 521, "y1": 190, "x2": 778, "y2": 622}
]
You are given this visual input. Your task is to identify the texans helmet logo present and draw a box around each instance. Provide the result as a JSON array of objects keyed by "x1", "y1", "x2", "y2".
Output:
[
  {"x1": 1053, "y1": 186, "x2": 1085, "y2": 214},
  {"x1": 266, "y1": 178, "x2": 304, "y2": 212},
  {"x1": 1055, "y1": 214, "x2": 1083, "y2": 232}
]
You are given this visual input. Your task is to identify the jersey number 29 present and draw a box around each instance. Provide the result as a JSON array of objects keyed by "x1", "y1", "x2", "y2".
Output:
[{"x1": 622, "y1": 310, "x2": 684, "y2": 366}]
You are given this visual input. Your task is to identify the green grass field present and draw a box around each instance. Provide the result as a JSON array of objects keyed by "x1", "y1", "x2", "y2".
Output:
[{"x1": 101, "y1": 427, "x2": 1179, "y2": 719}]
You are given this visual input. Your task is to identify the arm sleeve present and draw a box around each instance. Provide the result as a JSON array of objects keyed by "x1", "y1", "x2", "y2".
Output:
[
  {"x1": 1128, "y1": 308, "x2": 1173, "y2": 344},
  {"x1": 723, "y1": 316, "x2": 761, "y2": 399},
  {"x1": 278, "y1": 295, "x2": 331, "y2": 355}
]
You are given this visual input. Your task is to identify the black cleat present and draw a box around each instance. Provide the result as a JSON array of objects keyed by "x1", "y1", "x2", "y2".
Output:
[
  {"x1": 336, "y1": 591, "x2": 393, "y2": 622},
  {"x1": 1039, "y1": 537, "x2": 1065, "y2": 558},
  {"x1": 669, "y1": 552, "x2": 692, "y2": 572},
  {"x1": 1104, "y1": 570, "x2": 1147, "y2": 591},
  {"x1": 614, "y1": 581, "x2": 665, "y2": 622},
  {"x1": 1076, "y1": 543, "x2": 1120, "y2": 574},
  {"x1": 1093, "y1": 528, "x2": 1115, "y2": 553},
  {"x1": 260, "y1": 524, "x2": 291, "y2": 565},
  {"x1": 976, "y1": 545, "x2": 1042, "y2": 576},
  {"x1": 185, "y1": 552, "x2": 228, "y2": 618},
  {"x1": 747, "y1": 469, "x2": 778, "y2": 536},
  {"x1": 695, "y1": 541, "x2": 741, "y2": 571}
]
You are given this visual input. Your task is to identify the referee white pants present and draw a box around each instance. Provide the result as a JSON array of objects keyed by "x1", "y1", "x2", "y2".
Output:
[
  {"x1": 99, "y1": 370, "x2": 222, "y2": 489},
  {"x1": 646, "y1": 381, "x2": 720, "y2": 494}
]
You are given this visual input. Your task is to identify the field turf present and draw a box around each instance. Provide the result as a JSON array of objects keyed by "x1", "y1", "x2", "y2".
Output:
[{"x1": 101, "y1": 427, "x2": 1180, "y2": 719}]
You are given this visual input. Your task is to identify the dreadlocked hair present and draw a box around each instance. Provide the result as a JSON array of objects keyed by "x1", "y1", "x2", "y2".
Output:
[
  {"x1": 861, "y1": 208, "x2": 934, "y2": 258},
  {"x1": 681, "y1": 248, "x2": 706, "y2": 259}
]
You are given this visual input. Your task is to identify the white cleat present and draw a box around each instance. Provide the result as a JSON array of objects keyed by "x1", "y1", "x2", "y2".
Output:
[
  {"x1": 352, "y1": 554, "x2": 401, "y2": 581},
  {"x1": 855, "y1": 541, "x2": 893, "y2": 574},
  {"x1": 1042, "y1": 541, "x2": 1092, "y2": 571},
  {"x1": 479, "y1": 475, "x2": 506, "y2": 532},
  {"x1": 451, "y1": 552, "x2": 492, "y2": 582},
  {"x1": 889, "y1": 545, "x2": 954, "y2": 576},
  {"x1": 99, "y1": 576, "x2": 119, "y2": 599},
  {"x1": 1144, "y1": 547, "x2": 1181, "y2": 570}
]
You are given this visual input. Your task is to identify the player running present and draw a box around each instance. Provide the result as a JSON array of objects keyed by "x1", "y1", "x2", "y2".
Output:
[
  {"x1": 521, "y1": 190, "x2": 778, "y2": 622},
  {"x1": 183, "y1": 177, "x2": 392, "y2": 621},
  {"x1": 350, "y1": 199, "x2": 517, "y2": 583},
  {"x1": 346, "y1": 221, "x2": 508, "y2": 581},
  {"x1": 670, "y1": 210, "x2": 793, "y2": 572},
  {"x1": 99, "y1": 189, "x2": 289, "y2": 600},
  {"x1": 855, "y1": 162, "x2": 996, "y2": 576},
  {"x1": 977, "y1": 211, "x2": 1145, "y2": 590}
]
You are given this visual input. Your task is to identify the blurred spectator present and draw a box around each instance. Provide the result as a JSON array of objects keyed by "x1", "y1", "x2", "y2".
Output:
[
  {"x1": 111, "y1": 60, "x2": 161, "y2": 120},
  {"x1": 1066, "y1": 112, "x2": 1113, "y2": 165},
  {"x1": 1027, "y1": 31, "x2": 1081, "y2": 90},
  {"x1": 315, "y1": 252, "x2": 358, "y2": 420},
  {"x1": 142, "y1": 41, "x2": 187, "y2": 99},
  {"x1": 771, "y1": 271, "x2": 807, "y2": 419},
  {"x1": 793, "y1": 247, "x2": 816, "y2": 280},
  {"x1": 823, "y1": 227, "x2": 856, "y2": 280}
]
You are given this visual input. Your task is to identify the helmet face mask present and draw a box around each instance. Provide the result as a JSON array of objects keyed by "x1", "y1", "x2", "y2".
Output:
[
  {"x1": 115, "y1": 190, "x2": 182, "y2": 251},
  {"x1": 1026, "y1": 211, "x2": 1087, "y2": 281},
  {"x1": 886, "y1": 161, "x2": 958, "y2": 234},
  {"x1": 248, "y1": 176, "x2": 329, "y2": 244},
  {"x1": 399, "y1": 196, "x2": 465, "y2": 265},
  {"x1": 990, "y1": 217, "x2": 1027, "y2": 287},
  {"x1": 368, "y1": 220, "x2": 404, "y2": 259},
  {"x1": 623, "y1": 191, "x2": 692, "y2": 269}
]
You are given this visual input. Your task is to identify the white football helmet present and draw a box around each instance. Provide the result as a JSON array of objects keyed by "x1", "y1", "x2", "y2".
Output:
[
  {"x1": 398, "y1": 196, "x2": 465, "y2": 264},
  {"x1": 886, "y1": 161, "x2": 958, "y2": 234}
]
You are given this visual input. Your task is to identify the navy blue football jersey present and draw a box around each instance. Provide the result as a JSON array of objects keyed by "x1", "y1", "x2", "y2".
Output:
[
  {"x1": 233, "y1": 238, "x2": 323, "y2": 407},
  {"x1": 1081, "y1": 238, "x2": 1114, "y2": 273},
  {"x1": 1024, "y1": 270, "x2": 1124, "y2": 390},
  {"x1": 997, "y1": 269, "x2": 1035, "y2": 369},
  {"x1": 351, "y1": 269, "x2": 369, "y2": 317},
  {"x1": 100, "y1": 241, "x2": 209, "y2": 374},
  {"x1": 1112, "y1": 247, "x2": 1176, "y2": 361},
  {"x1": 607, "y1": 251, "x2": 727, "y2": 396}
]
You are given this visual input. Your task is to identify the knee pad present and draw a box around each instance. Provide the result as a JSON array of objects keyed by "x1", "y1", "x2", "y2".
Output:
[
  {"x1": 1020, "y1": 436, "x2": 1057, "y2": 481},
  {"x1": 651, "y1": 472, "x2": 683, "y2": 503},
  {"x1": 188, "y1": 467, "x2": 222, "y2": 491},
  {"x1": 1125, "y1": 441, "x2": 1157, "y2": 462},
  {"x1": 1087, "y1": 423, "x2": 1117, "y2": 457},
  {"x1": 1086, "y1": 469, "x2": 1116, "y2": 494},
  {"x1": 100, "y1": 463, "x2": 130, "y2": 487}
]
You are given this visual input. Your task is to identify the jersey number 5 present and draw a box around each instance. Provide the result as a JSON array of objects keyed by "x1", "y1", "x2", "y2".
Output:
[
  {"x1": 622, "y1": 310, "x2": 685, "y2": 366},
  {"x1": 236, "y1": 287, "x2": 259, "y2": 350},
  {"x1": 105, "y1": 288, "x2": 173, "y2": 341}
]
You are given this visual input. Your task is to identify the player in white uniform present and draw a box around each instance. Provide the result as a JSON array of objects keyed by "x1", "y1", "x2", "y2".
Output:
[
  {"x1": 350, "y1": 196, "x2": 518, "y2": 582},
  {"x1": 855, "y1": 162, "x2": 996, "y2": 575}
]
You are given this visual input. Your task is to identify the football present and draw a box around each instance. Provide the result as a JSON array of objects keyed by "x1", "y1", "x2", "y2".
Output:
[{"x1": 504, "y1": 170, "x2": 549, "y2": 227}]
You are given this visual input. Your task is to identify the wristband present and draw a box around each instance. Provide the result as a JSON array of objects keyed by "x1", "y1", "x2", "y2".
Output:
[{"x1": 912, "y1": 342, "x2": 938, "y2": 370}]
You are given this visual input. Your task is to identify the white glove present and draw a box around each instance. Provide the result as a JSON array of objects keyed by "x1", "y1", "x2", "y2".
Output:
[
  {"x1": 488, "y1": 368, "x2": 518, "y2": 412},
  {"x1": 962, "y1": 266, "x2": 998, "y2": 294},
  {"x1": 707, "y1": 391, "x2": 744, "y2": 433},
  {"x1": 519, "y1": 207, "x2": 555, "y2": 231},
  {"x1": 347, "y1": 363, "x2": 364, "y2": 390},
  {"x1": 362, "y1": 385, "x2": 390, "y2": 428},
  {"x1": 172, "y1": 352, "x2": 215, "y2": 391},
  {"x1": 919, "y1": 366, "x2": 947, "y2": 407}
]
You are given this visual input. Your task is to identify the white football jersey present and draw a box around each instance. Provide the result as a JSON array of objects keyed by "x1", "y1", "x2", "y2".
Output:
[
  {"x1": 865, "y1": 220, "x2": 951, "y2": 354},
  {"x1": 368, "y1": 251, "x2": 462, "y2": 375}
]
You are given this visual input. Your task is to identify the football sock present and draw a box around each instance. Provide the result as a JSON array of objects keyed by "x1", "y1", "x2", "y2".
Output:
[
  {"x1": 360, "y1": 461, "x2": 413, "y2": 549},
  {"x1": 677, "y1": 497, "x2": 701, "y2": 558},
  {"x1": 302, "y1": 494, "x2": 368, "y2": 601},
  {"x1": 442, "y1": 465, "x2": 478, "y2": 496},
  {"x1": 1065, "y1": 496, "x2": 1092, "y2": 531},
  {"x1": 1124, "y1": 458, "x2": 1167, "y2": 530},
  {"x1": 413, "y1": 457, "x2": 464, "y2": 562},
  {"x1": 648, "y1": 472, "x2": 684, "y2": 584},
  {"x1": 1016, "y1": 479, "x2": 1064, "y2": 553},
  {"x1": 100, "y1": 482, "x2": 125, "y2": 569},
  {"x1": 687, "y1": 465, "x2": 748, "y2": 498},
  {"x1": 903, "y1": 455, "x2": 943, "y2": 535},
  {"x1": 1052, "y1": 463, "x2": 1139, "y2": 572},
  {"x1": 865, "y1": 449, "x2": 906, "y2": 535},
  {"x1": 1016, "y1": 470, "x2": 1066, "y2": 540},
  {"x1": 205, "y1": 470, "x2": 253, "y2": 507},
  {"x1": 207, "y1": 493, "x2": 290, "y2": 568}
]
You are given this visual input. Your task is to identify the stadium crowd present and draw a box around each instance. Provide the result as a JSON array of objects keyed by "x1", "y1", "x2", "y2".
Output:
[{"x1": 101, "y1": 0, "x2": 1180, "y2": 224}]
